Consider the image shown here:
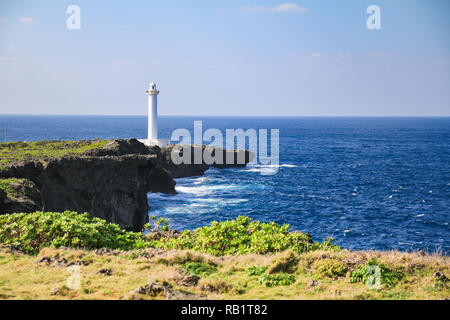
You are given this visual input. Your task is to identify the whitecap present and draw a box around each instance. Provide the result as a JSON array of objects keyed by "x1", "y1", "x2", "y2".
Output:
[
  {"x1": 192, "y1": 177, "x2": 209, "y2": 185},
  {"x1": 242, "y1": 164, "x2": 281, "y2": 175},
  {"x1": 192, "y1": 198, "x2": 248, "y2": 205},
  {"x1": 176, "y1": 184, "x2": 241, "y2": 196}
]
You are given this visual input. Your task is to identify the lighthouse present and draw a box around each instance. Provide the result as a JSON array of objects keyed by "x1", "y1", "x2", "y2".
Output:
[
  {"x1": 146, "y1": 81, "x2": 159, "y2": 143},
  {"x1": 139, "y1": 81, "x2": 167, "y2": 146}
]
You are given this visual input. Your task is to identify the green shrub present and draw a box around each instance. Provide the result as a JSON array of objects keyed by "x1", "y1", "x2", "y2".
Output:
[
  {"x1": 180, "y1": 262, "x2": 217, "y2": 276},
  {"x1": 258, "y1": 273, "x2": 296, "y2": 287},
  {"x1": 350, "y1": 259, "x2": 405, "y2": 287},
  {"x1": 0, "y1": 212, "x2": 339, "y2": 258},
  {"x1": 246, "y1": 266, "x2": 268, "y2": 276},
  {"x1": 314, "y1": 259, "x2": 348, "y2": 278},
  {"x1": 145, "y1": 215, "x2": 170, "y2": 232},
  {"x1": 0, "y1": 211, "x2": 150, "y2": 254},
  {"x1": 153, "y1": 216, "x2": 338, "y2": 256}
]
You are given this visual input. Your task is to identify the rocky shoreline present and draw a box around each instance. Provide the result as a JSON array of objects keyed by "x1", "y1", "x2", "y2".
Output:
[{"x1": 0, "y1": 139, "x2": 253, "y2": 231}]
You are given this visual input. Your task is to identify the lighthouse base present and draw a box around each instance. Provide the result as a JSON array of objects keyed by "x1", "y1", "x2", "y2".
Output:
[{"x1": 138, "y1": 139, "x2": 168, "y2": 147}]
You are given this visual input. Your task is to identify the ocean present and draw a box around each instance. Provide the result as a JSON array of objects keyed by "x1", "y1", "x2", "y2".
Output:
[{"x1": 0, "y1": 115, "x2": 449, "y2": 254}]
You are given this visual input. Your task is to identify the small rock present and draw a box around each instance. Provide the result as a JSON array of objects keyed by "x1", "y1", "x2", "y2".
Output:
[
  {"x1": 124, "y1": 281, "x2": 206, "y2": 300},
  {"x1": 434, "y1": 271, "x2": 448, "y2": 282},
  {"x1": 173, "y1": 273, "x2": 200, "y2": 287},
  {"x1": 200, "y1": 284, "x2": 219, "y2": 293},
  {"x1": 94, "y1": 248, "x2": 112, "y2": 256},
  {"x1": 38, "y1": 256, "x2": 73, "y2": 267},
  {"x1": 51, "y1": 286, "x2": 60, "y2": 296},
  {"x1": 54, "y1": 257, "x2": 69, "y2": 267},
  {"x1": 128, "y1": 282, "x2": 165, "y2": 298},
  {"x1": 96, "y1": 268, "x2": 113, "y2": 276},
  {"x1": 307, "y1": 280, "x2": 319, "y2": 290},
  {"x1": 434, "y1": 272, "x2": 449, "y2": 289},
  {"x1": 38, "y1": 256, "x2": 52, "y2": 264}
]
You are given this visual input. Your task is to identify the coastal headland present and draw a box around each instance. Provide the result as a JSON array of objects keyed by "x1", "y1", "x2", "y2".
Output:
[{"x1": 0, "y1": 139, "x2": 253, "y2": 231}]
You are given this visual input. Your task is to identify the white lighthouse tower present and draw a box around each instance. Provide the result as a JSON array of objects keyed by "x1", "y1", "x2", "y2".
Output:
[
  {"x1": 146, "y1": 81, "x2": 159, "y2": 143},
  {"x1": 139, "y1": 81, "x2": 167, "y2": 146},
  {"x1": 139, "y1": 81, "x2": 166, "y2": 146}
]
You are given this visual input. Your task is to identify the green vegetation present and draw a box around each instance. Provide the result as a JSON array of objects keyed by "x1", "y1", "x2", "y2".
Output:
[
  {"x1": 247, "y1": 263, "x2": 297, "y2": 287},
  {"x1": 145, "y1": 215, "x2": 170, "y2": 232},
  {"x1": 0, "y1": 139, "x2": 109, "y2": 170},
  {"x1": 314, "y1": 259, "x2": 348, "y2": 278},
  {"x1": 258, "y1": 273, "x2": 297, "y2": 287},
  {"x1": 350, "y1": 259, "x2": 405, "y2": 287},
  {"x1": 0, "y1": 211, "x2": 148, "y2": 254},
  {"x1": 180, "y1": 262, "x2": 217, "y2": 276},
  {"x1": 0, "y1": 212, "x2": 448, "y2": 299},
  {"x1": 0, "y1": 212, "x2": 338, "y2": 257},
  {"x1": 152, "y1": 216, "x2": 339, "y2": 256},
  {"x1": 246, "y1": 266, "x2": 268, "y2": 276},
  {"x1": 247, "y1": 252, "x2": 300, "y2": 287}
]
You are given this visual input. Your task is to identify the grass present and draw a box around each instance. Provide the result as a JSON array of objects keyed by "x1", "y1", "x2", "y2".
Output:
[
  {"x1": 0, "y1": 212, "x2": 448, "y2": 299},
  {"x1": 180, "y1": 262, "x2": 217, "y2": 276},
  {"x1": 0, "y1": 139, "x2": 109, "y2": 170},
  {"x1": 0, "y1": 247, "x2": 448, "y2": 300}
]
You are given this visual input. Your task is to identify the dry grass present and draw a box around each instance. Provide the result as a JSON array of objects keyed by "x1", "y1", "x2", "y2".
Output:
[{"x1": 0, "y1": 246, "x2": 448, "y2": 300}]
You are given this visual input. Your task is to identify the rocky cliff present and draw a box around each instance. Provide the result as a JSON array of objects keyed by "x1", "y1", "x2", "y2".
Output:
[
  {"x1": 161, "y1": 144, "x2": 253, "y2": 178},
  {"x1": 0, "y1": 139, "x2": 252, "y2": 231}
]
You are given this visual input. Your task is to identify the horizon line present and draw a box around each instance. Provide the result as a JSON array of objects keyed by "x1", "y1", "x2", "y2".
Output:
[{"x1": 0, "y1": 114, "x2": 450, "y2": 118}]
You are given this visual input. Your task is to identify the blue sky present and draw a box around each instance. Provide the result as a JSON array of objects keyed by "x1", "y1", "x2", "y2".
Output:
[{"x1": 0, "y1": 0, "x2": 449, "y2": 116}]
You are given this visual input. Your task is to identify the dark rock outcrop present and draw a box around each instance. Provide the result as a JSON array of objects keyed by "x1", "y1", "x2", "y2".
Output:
[
  {"x1": 0, "y1": 139, "x2": 176, "y2": 231},
  {"x1": 173, "y1": 272, "x2": 200, "y2": 287},
  {"x1": 161, "y1": 144, "x2": 254, "y2": 178},
  {"x1": 0, "y1": 139, "x2": 252, "y2": 231},
  {"x1": 0, "y1": 179, "x2": 42, "y2": 213},
  {"x1": 125, "y1": 281, "x2": 206, "y2": 300},
  {"x1": 0, "y1": 189, "x2": 6, "y2": 205}
]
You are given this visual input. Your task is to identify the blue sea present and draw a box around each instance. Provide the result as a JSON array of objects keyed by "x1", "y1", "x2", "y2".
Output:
[{"x1": 0, "y1": 115, "x2": 449, "y2": 254}]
